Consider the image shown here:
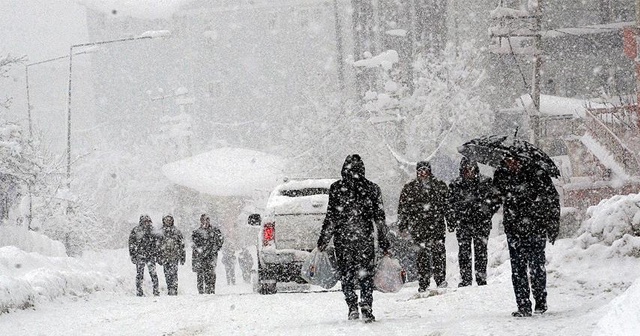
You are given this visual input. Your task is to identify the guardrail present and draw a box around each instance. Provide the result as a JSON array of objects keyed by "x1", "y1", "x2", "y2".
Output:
[{"x1": 584, "y1": 108, "x2": 640, "y2": 176}]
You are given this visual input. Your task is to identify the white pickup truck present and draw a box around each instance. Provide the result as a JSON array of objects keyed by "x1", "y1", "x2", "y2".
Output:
[{"x1": 248, "y1": 178, "x2": 336, "y2": 294}]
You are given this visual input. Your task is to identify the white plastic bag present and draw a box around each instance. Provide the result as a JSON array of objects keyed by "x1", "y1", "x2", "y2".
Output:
[
  {"x1": 301, "y1": 248, "x2": 339, "y2": 289},
  {"x1": 373, "y1": 256, "x2": 405, "y2": 293}
]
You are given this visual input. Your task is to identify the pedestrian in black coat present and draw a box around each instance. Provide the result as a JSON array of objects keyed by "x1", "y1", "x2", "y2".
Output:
[
  {"x1": 398, "y1": 160, "x2": 450, "y2": 292},
  {"x1": 318, "y1": 154, "x2": 390, "y2": 323},
  {"x1": 158, "y1": 215, "x2": 186, "y2": 295},
  {"x1": 192, "y1": 213, "x2": 224, "y2": 294},
  {"x1": 493, "y1": 156, "x2": 560, "y2": 317},
  {"x1": 449, "y1": 157, "x2": 500, "y2": 287},
  {"x1": 128, "y1": 214, "x2": 160, "y2": 296}
]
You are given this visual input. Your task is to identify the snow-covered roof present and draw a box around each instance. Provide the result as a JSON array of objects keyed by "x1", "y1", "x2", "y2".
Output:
[
  {"x1": 162, "y1": 147, "x2": 286, "y2": 197},
  {"x1": 352, "y1": 50, "x2": 399, "y2": 70},
  {"x1": 542, "y1": 21, "x2": 633, "y2": 39},
  {"x1": 517, "y1": 94, "x2": 609, "y2": 118}
]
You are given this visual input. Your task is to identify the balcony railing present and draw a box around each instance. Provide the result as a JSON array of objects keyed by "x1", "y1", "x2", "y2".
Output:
[{"x1": 584, "y1": 107, "x2": 640, "y2": 176}]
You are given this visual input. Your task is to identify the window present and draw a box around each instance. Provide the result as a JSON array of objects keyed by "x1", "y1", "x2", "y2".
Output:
[{"x1": 279, "y1": 188, "x2": 329, "y2": 197}]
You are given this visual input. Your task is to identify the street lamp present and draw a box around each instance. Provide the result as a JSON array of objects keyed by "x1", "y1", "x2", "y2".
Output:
[
  {"x1": 25, "y1": 48, "x2": 98, "y2": 138},
  {"x1": 65, "y1": 30, "x2": 171, "y2": 186}
]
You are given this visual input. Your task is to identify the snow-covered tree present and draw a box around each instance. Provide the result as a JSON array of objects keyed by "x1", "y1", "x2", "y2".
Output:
[{"x1": 363, "y1": 42, "x2": 495, "y2": 178}]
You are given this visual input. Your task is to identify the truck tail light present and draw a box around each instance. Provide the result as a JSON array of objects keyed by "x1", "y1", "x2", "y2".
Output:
[{"x1": 263, "y1": 222, "x2": 275, "y2": 247}]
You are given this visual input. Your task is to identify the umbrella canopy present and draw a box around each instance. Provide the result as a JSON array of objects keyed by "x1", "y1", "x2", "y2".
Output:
[{"x1": 457, "y1": 135, "x2": 560, "y2": 177}]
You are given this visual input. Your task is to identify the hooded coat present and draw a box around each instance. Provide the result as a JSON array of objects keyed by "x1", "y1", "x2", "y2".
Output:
[
  {"x1": 397, "y1": 163, "x2": 450, "y2": 244},
  {"x1": 448, "y1": 158, "x2": 500, "y2": 238},
  {"x1": 191, "y1": 225, "x2": 224, "y2": 273},
  {"x1": 493, "y1": 160, "x2": 560, "y2": 240},
  {"x1": 128, "y1": 216, "x2": 159, "y2": 264},
  {"x1": 158, "y1": 217, "x2": 186, "y2": 266},
  {"x1": 317, "y1": 154, "x2": 390, "y2": 274}
]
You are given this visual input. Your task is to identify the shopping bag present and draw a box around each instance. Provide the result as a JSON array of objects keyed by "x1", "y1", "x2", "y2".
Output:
[
  {"x1": 301, "y1": 248, "x2": 339, "y2": 289},
  {"x1": 373, "y1": 256, "x2": 405, "y2": 293}
]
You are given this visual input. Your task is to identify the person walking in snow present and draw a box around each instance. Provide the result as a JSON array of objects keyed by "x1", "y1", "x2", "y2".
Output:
[
  {"x1": 397, "y1": 160, "x2": 451, "y2": 292},
  {"x1": 158, "y1": 214, "x2": 186, "y2": 296},
  {"x1": 238, "y1": 247, "x2": 254, "y2": 284},
  {"x1": 128, "y1": 214, "x2": 160, "y2": 296},
  {"x1": 221, "y1": 244, "x2": 237, "y2": 285},
  {"x1": 448, "y1": 157, "x2": 500, "y2": 287},
  {"x1": 317, "y1": 154, "x2": 391, "y2": 323},
  {"x1": 493, "y1": 155, "x2": 560, "y2": 317},
  {"x1": 192, "y1": 213, "x2": 224, "y2": 294}
]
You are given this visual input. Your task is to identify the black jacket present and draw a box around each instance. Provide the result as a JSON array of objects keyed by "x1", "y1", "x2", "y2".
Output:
[
  {"x1": 398, "y1": 176, "x2": 450, "y2": 243},
  {"x1": 128, "y1": 223, "x2": 159, "y2": 264},
  {"x1": 158, "y1": 225, "x2": 186, "y2": 265},
  {"x1": 318, "y1": 155, "x2": 390, "y2": 273},
  {"x1": 448, "y1": 161, "x2": 500, "y2": 238},
  {"x1": 493, "y1": 164, "x2": 560, "y2": 240},
  {"x1": 191, "y1": 226, "x2": 224, "y2": 272}
]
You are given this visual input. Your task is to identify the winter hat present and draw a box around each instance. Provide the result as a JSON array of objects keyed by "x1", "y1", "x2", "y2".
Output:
[
  {"x1": 416, "y1": 161, "x2": 431, "y2": 173},
  {"x1": 162, "y1": 215, "x2": 174, "y2": 226},
  {"x1": 139, "y1": 214, "x2": 152, "y2": 225}
]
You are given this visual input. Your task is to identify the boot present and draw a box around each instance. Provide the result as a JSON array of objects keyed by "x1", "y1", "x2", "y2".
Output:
[
  {"x1": 361, "y1": 306, "x2": 375, "y2": 323},
  {"x1": 511, "y1": 308, "x2": 532, "y2": 317},
  {"x1": 534, "y1": 301, "x2": 547, "y2": 314},
  {"x1": 458, "y1": 281, "x2": 471, "y2": 288},
  {"x1": 347, "y1": 305, "x2": 359, "y2": 320}
]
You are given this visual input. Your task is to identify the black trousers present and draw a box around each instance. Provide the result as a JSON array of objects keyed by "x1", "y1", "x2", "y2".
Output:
[
  {"x1": 197, "y1": 266, "x2": 217, "y2": 294},
  {"x1": 341, "y1": 263, "x2": 375, "y2": 309},
  {"x1": 224, "y1": 263, "x2": 236, "y2": 285},
  {"x1": 337, "y1": 243, "x2": 375, "y2": 309},
  {"x1": 136, "y1": 261, "x2": 159, "y2": 296},
  {"x1": 457, "y1": 232, "x2": 489, "y2": 285},
  {"x1": 506, "y1": 234, "x2": 547, "y2": 312},
  {"x1": 163, "y1": 262, "x2": 179, "y2": 295},
  {"x1": 416, "y1": 237, "x2": 446, "y2": 289}
]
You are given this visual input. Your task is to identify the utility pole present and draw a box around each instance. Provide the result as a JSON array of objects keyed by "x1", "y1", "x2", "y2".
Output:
[
  {"x1": 531, "y1": 0, "x2": 543, "y2": 146},
  {"x1": 333, "y1": 0, "x2": 345, "y2": 112}
]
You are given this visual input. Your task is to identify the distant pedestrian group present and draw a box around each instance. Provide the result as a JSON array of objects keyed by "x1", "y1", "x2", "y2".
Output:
[{"x1": 127, "y1": 213, "x2": 225, "y2": 296}]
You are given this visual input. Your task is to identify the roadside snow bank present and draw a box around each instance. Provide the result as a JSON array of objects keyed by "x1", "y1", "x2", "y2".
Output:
[
  {"x1": 577, "y1": 193, "x2": 640, "y2": 256},
  {"x1": 0, "y1": 227, "x2": 66, "y2": 257},
  {"x1": 593, "y1": 278, "x2": 640, "y2": 335},
  {"x1": 0, "y1": 246, "x2": 126, "y2": 313}
]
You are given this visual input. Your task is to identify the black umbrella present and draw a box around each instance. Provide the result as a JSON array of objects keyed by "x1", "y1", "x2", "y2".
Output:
[{"x1": 457, "y1": 135, "x2": 561, "y2": 178}]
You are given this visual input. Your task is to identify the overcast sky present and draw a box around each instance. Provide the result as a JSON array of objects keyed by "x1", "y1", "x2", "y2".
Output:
[{"x1": 0, "y1": 0, "x2": 87, "y2": 61}]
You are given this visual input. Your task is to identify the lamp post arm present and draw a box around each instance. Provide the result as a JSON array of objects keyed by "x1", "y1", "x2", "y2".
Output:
[
  {"x1": 66, "y1": 46, "x2": 73, "y2": 187},
  {"x1": 71, "y1": 35, "x2": 153, "y2": 50},
  {"x1": 25, "y1": 65, "x2": 32, "y2": 138}
]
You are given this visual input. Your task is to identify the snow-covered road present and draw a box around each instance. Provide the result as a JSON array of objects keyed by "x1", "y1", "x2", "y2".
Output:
[
  {"x1": 0, "y1": 273, "x2": 624, "y2": 336},
  {"x1": 4, "y1": 194, "x2": 640, "y2": 335}
]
